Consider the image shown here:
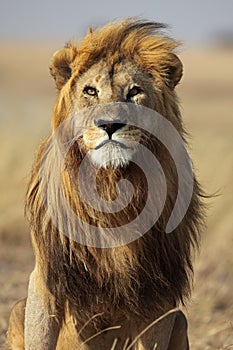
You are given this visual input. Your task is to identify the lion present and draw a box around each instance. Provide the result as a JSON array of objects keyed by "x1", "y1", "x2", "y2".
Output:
[{"x1": 6, "y1": 19, "x2": 204, "y2": 350}]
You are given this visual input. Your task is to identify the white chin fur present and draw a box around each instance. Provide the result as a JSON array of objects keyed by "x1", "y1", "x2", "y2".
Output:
[{"x1": 89, "y1": 144, "x2": 134, "y2": 169}]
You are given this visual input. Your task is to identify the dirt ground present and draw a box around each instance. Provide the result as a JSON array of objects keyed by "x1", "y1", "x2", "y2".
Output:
[{"x1": 0, "y1": 44, "x2": 232, "y2": 349}]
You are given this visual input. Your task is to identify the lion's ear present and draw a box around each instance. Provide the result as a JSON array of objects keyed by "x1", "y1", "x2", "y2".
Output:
[
  {"x1": 50, "y1": 46, "x2": 76, "y2": 90},
  {"x1": 166, "y1": 54, "x2": 183, "y2": 89}
]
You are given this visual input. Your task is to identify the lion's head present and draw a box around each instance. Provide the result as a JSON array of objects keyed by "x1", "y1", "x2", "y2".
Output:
[
  {"x1": 49, "y1": 19, "x2": 183, "y2": 169},
  {"x1": 26, "y1": 19, "x2": 204, "y2": 320}
]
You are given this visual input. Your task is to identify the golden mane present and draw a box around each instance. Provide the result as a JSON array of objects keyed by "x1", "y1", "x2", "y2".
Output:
[{"x1": 25, "y1": 19, "x2": 204, "y2": 325}]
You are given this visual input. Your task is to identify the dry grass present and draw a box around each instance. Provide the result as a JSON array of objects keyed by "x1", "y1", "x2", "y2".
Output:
[{"x1": 0, "y1": 43, "x2": 232, "y2": 349}]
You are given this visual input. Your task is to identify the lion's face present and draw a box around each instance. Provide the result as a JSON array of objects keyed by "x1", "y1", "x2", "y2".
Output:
[
  {"x1": 71, "y1": 60, "x2": 156, "y2": 168},
  {"x1": 50, "y1": 20, "x2": 183, "y2": 170}
]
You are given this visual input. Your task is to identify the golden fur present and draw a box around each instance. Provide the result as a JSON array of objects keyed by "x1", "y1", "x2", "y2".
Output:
[{"x1": 7, "y1": 19, "x2": 204, "y2": 350}]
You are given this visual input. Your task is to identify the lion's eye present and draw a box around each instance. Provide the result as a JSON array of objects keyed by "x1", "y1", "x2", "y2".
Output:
[
  {"x1": 127, "y1": 86, "x2": 142, "y2": 99},
  {"x1": 83, "y1": 86, "x2": 98, "y2": 96}
]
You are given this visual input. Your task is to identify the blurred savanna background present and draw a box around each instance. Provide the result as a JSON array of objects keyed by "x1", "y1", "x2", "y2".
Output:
[{"x1": 0, "y1": 1, "x2": 233, "y2": 349}]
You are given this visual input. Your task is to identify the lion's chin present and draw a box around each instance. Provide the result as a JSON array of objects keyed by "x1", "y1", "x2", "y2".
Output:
[{"x1": 89, "y1": 143, "x2": 134, "y2": 169}]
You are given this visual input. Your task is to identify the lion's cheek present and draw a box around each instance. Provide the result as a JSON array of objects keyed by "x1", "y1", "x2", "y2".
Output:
[{"x1": 82, "y1": 129, "x2": 107, "y2": 150}]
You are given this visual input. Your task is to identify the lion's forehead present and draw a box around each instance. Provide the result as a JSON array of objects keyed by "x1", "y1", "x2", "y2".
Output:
[
  {"x1": 77, "y1": 60, "x2": 146, "y2": 93},
  {"x1": 94, "y1": 71, "x2": 132, "y2": 88},
  {"x1": 71, "y1": 59, "x2": 155, "y2": 114}
]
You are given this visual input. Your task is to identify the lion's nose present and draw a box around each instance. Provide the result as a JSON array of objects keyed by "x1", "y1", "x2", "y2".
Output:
[{"x1": 95, "y1": 120, "x2": 126, "y2": 138}]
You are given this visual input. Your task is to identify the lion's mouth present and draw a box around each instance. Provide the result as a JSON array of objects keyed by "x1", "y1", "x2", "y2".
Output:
[{"x1": 95, "y1": 140, "x2": 129, "y2": 150}]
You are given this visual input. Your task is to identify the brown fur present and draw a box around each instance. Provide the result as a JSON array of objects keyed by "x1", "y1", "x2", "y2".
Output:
[{"x1": 7, "y1": 19, "x2": 204, "y2": 349}]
